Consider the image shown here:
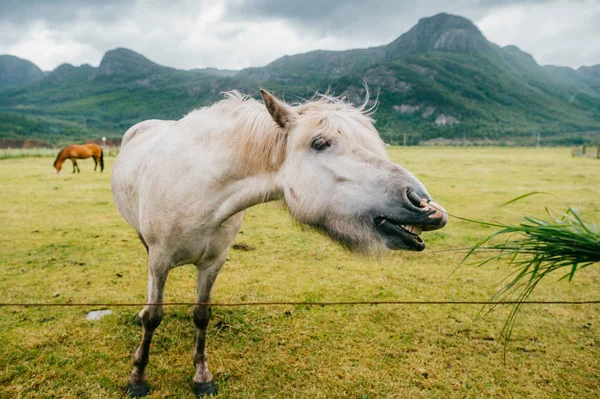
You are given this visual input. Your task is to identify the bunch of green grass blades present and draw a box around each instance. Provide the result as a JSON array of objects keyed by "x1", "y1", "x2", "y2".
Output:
[{"x1": 461, "y1": 193, "x2": 600, "y2": 346}]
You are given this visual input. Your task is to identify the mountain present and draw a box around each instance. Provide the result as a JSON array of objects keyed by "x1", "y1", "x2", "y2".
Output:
[
  {"x1": 544, "y1": 64, "x2": 600, "y2": 95},
  {"x1": 238, "y1": 14, "x2": 491, "y2": 82},
  {"x1": 238, "y1": 48, "x2": 378, "y2": 82},
  {"x1": 0, "y1": 13, "x2": 598, "y2": 146},
  {"x1": 97, "y1": 48, "x2": 166, "y2": 76},
  {"x1": 577, "y1": 65, "x2": 600, "y2": 79},
  {"x1": 379, "y1": 13, "x2": 491, "y2": 59},
  {"x1": 0, "y1": 55, "x2": 44, "y2": 87},
  {"x1": 46, "y1": 63, "x2": 96, "y2": 83}
]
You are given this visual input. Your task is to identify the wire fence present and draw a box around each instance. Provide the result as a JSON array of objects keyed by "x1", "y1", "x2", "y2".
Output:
[
  {"x1": 0, "y1": 167, "x2": 597, "y2": 310},
  {"x1": 1, "y1": 300, "x2": 598, "y2": 308}
]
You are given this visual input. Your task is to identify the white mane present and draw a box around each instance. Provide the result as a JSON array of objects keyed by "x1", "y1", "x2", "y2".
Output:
[{"x1": 184, "y1": 89, "x2": 381, "y2": 173}]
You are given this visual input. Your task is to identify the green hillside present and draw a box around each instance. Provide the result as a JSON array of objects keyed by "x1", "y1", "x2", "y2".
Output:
[
  {"x1": 0, "y1": 55, "x2": 44, "y2": 88},
  {"x1": 0, "y1": 13, "x2": 598, "y2": 146}
]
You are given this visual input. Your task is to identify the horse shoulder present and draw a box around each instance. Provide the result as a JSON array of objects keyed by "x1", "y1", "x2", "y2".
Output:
[{"x1": 64, "y1": 145, "x2": 75, "y2": 158}]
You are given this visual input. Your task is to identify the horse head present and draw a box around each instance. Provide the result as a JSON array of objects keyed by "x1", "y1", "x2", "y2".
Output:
[
  {"x1": 261, "y1": 89, "x2": 448, "y2": 253},
  {"x1": 53, "y1": 155, "x2": 63, "y2": 173}
]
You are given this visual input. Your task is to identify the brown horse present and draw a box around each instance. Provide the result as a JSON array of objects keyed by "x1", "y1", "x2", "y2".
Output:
[{"x1": 53, "y1": 143, "x2": 104, "y2": 173}]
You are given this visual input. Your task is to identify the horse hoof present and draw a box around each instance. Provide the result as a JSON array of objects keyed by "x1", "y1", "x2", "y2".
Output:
[
  {"x1": 193, "y1": 381, "x2": 217, "y2": 397},
  {"x1": 126, "y1": 382, "x2": 150, "y2": 397}
]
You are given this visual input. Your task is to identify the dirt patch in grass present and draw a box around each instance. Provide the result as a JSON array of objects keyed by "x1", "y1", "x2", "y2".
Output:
[{"x1": 232, "y1": 242, "x2": 256, "y2": 251}]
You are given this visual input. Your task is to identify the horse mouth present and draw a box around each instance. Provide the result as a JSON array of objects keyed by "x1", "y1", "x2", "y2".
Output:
[{"x1": 374, "y1": 217, "x2": 427, "y2": 251}]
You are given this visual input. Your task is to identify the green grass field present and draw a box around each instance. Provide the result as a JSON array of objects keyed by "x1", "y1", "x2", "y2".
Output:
[{"x1": 1, "y1": 147, "x2": 599, "y2": 398}]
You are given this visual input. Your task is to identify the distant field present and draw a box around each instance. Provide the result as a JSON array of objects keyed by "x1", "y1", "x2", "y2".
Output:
[
  {"x1": 0, "y1": 147, "x2": 120, "y2": 160},
  {"x1": 1, "y1": 148, "x2": 599, "y2": 398},
  {"x1": 0, "y1": 148, "x2": 57, "y2": 160}
]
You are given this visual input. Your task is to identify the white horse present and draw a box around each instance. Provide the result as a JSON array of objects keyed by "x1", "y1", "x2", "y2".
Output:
[{"x1": 111, "y1": 89, "x2": 448, "y2": 397}]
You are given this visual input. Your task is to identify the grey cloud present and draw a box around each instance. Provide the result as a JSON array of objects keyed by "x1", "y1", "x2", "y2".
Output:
[
  {"x1": 224, "y1": 0, "x2": 447, "y2": 41},
  {"x1": 223, "y1": 0, "x2": 549, "y2": 40},
  {"x1": 0, "y1": 0, "x2": 137, "y2": 52},
  {"x1": 0, "y1": 0, "x2": 136, "y2": 25},
  {"x1": 0, "y1": 0, "x2": 597, "y2": 70}
]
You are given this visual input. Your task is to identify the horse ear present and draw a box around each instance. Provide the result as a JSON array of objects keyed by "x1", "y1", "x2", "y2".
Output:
[{"x1": 260, "y1": 89, "x2": 296, "y2": 129}]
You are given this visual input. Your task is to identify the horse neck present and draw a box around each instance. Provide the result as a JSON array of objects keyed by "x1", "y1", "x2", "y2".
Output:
[
  {"x1": 212, "y1": 164, "x2": 284, "y2": 224},
  {"x1": 183, "y1": 102, "x2": 288, "y2": 223},
  {"x1": 54, "y1": 148, "x2": 68, "y2": 166}
]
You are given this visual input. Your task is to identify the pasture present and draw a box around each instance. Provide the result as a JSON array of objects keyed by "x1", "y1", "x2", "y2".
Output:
[{"x1": 1, "y1": 147, "x2": 599, "y2": 398}]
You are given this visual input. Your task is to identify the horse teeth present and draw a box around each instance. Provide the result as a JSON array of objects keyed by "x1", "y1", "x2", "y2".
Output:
[{"x1": 403, "y1": 225, "x2": 423, "y2": 236}]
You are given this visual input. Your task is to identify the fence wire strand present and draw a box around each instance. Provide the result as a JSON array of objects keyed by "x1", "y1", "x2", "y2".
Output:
[{"x1": 0, "y1": 300, "x2": 598, "y2": 308}]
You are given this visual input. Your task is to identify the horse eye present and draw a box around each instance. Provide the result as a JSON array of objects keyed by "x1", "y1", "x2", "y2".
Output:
[{"x1": 311, "y1": 137, "x2": 331, "y2": 152}]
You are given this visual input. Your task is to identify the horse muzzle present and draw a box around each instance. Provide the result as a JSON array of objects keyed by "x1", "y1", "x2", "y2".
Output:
[
  {"x1": 419, "y1": 199, "x2": 448, "y2": 231},
  {"x1": 372, "y1": 192, "x2": 448, "y2": 251}
]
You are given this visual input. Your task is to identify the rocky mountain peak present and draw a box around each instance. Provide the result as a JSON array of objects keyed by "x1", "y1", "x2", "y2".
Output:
[
  {"x1": 379, "y1": 13, "x2": 487, "y2": 60},
  {"x1": 98, "y1": 48, "x2": 162, "y2": 76}
]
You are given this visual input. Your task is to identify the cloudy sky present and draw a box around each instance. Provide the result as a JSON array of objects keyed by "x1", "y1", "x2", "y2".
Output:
[{"x1": 1, "y1": 0, "x2": 598, "y2": 71}]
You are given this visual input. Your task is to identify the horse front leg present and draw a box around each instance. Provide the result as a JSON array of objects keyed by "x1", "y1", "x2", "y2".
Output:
[
  {"x1": 192, "y1": 252, "x2": 227, "y2": 397},
  {"x1": 126, "y1": 249, "x2": 169, "y2": 397}
]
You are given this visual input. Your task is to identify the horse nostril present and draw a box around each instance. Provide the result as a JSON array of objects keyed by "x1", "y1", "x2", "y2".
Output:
[{"x1": 406, "y1": 189, "x2": 424, "y2": 208}]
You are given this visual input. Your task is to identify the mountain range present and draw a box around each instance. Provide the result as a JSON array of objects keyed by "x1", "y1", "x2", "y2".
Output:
[{"x1": 0, "y1": 13, "x2": 599, "y2": 146}]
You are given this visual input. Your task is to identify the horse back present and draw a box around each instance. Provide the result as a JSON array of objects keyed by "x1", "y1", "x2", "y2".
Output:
[
  {"x1": 59, "y1": 144, "x2": 97, "y2": 159},
  {"x1": 121, "y1": 119, "x2": 171, "y2": 148},
  {"x1": 84, "y1": 143, "x2": 102, "y2": 156}
]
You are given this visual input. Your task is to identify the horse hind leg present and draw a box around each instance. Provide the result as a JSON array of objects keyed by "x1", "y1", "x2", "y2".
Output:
[
  {"x1": 94, "y1": 157, "x2": 98, "y2": 172},
  {"x1": 134, "y1": 233, "x2": 150, "y2": 326},
  {"x1": 126, "y1": 248, "x2": 170, "y2": 397},
  {"x1": 192, "y1": 252, "x2": 227, "y2": 397}
]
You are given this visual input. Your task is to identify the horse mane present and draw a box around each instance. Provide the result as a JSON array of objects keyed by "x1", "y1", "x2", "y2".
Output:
[
  {"x1": 297, "y1": 85, "x2": 378, "y2": 117},
  {"x1": 292, "y1": 88, "x2": 379, "y2": 150},
  {"x1": 222, "y1": 91, "x2": 288, "y2": 173},
  {"x1": 185, "y1": 89, "x2": 378, "y2": 174}
]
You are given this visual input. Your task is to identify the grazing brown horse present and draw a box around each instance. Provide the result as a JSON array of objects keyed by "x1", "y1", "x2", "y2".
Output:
[{"x1": 53, "y1": 143, "x2": 104, "y2": 173}]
